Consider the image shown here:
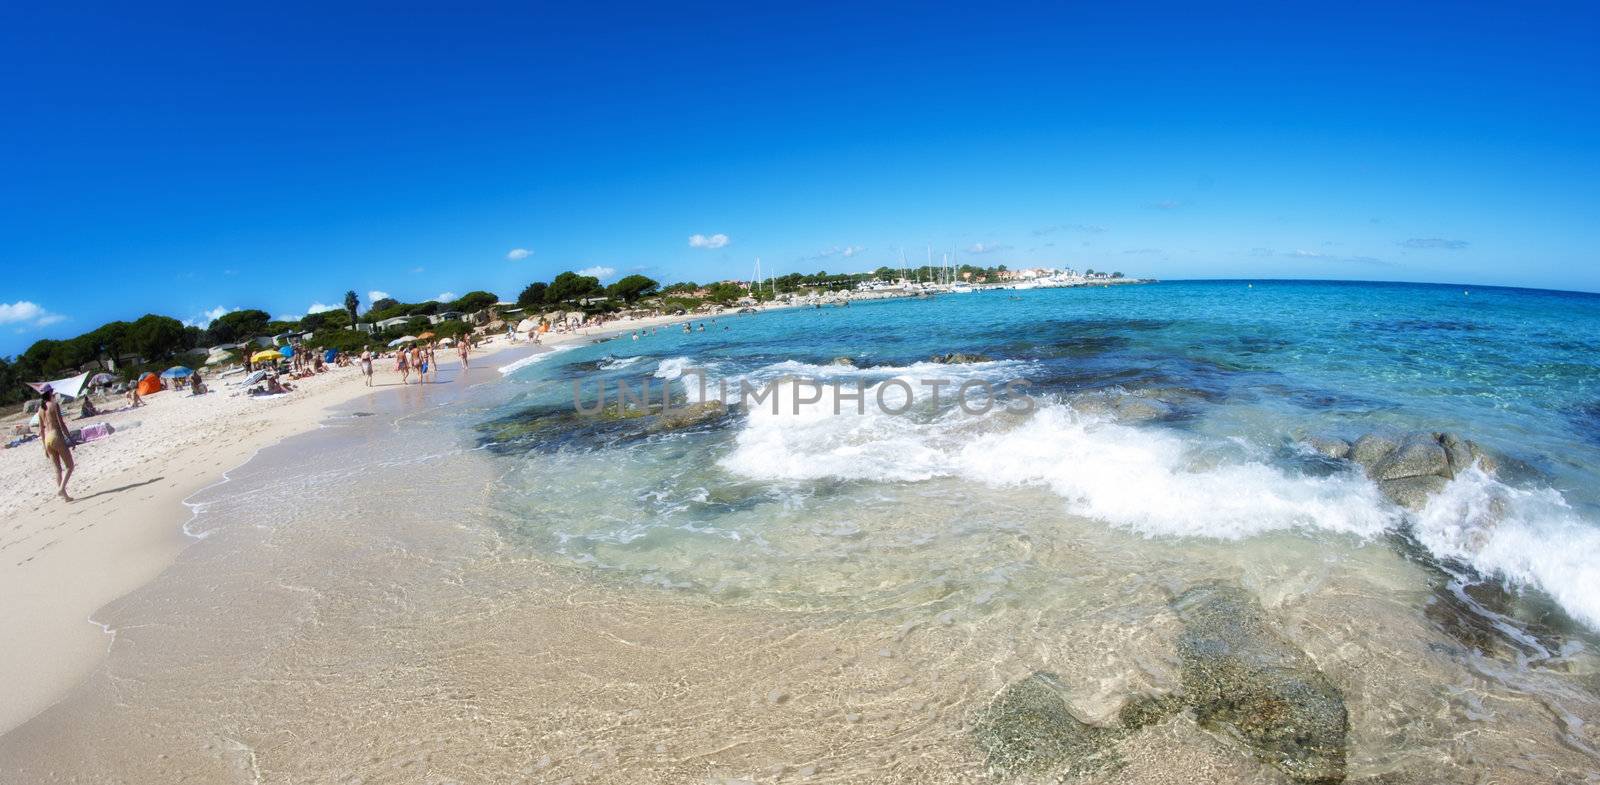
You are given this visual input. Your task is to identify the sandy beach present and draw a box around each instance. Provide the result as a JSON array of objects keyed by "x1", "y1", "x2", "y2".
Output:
[{"x1": 0, "y1": 309, "x2": 719, "y2": 737}]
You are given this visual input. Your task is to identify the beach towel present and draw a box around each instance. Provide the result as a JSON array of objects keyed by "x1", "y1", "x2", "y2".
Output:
[{"x1": 79, "y1": 422, "x2": 114, "y2": 442}]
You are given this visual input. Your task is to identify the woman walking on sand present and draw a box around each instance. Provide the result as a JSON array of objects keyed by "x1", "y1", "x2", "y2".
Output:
[
  {"x1": 360, "y1": 348, "x2": 374, "y2": 386},
  {"x1": 396, "y1": 346, "x2": 410, "y2": 384},
  {"x1": 457, "y1": 339, "x2": 470, "y2": 373},
  {"x1": 36, "y1": 386, "x2": 75, "y2": 502}
]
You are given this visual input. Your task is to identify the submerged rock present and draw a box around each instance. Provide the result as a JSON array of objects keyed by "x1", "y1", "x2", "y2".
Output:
[
  {"x1": 480, "y1": 399, "x2": 734, "y2": 454},
  {"x1": 646, "y1": 401, "x2": 727, "y2": 433},
  {"x1": 1302, "y1": 435, "x2": 1352, "y2": 460},
  {"x1": 1342, "y1": 431, "x2": 1502, "y2": 509},
  {"x1": 1378, "y1": 475, "x2": 1450, "y2": 511},
  {"x1": 827, "y1": 356, "x2": 856, "y2": 366},
  {"x1": 1371, "y1": 437, "x2": 1448, "y2": 481},
  {"x1": 1349, "y1": 433, "x2": 1401, "y2": 473},
  {"x1": 1116, "y1": 693, "x2": 1183, "y2": 731},
  {"x1": 1114, "y1": 397, "x2": 1173, "y2": 422},
  {"x1": 1172, "y1": 584, "x2": 1348, "y2": 784},
  {"x1": 928, "y1": 352, "x2": 992, "y2": 364},
  {"x1": 974, "y1": 672, "x2": 1123, "y2": 777}
]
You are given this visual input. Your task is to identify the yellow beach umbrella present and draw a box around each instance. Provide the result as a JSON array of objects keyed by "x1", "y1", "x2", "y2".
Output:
[
  {"x1": 250, "y1": 350, "x2": 283, "y2": 363},
  {"x1": 416, "y1": 331, "x2": 436, "y2": 340}
]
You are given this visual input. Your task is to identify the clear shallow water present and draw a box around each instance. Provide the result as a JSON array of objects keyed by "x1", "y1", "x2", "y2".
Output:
[{"x1": 483, "y1": 280, "x2": 1600, "y2": 629}]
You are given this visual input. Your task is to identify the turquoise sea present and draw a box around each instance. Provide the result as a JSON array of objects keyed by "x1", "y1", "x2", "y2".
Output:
[{"x1": 484, "y1": 280, "x2": 1600, "y2": 634}]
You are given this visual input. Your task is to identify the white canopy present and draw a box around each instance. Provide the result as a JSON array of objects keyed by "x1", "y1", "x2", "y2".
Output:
[{"x1": 26, "y1": 371, "x2": 89, "y2": 401}]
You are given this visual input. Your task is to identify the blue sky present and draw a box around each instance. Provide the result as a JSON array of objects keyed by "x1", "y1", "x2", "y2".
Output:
[{"x1": 3, "y1": 2, "x2": 1598, "y2": 354}]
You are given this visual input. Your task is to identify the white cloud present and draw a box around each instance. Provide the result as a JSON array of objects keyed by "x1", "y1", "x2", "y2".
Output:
[
  {"x1": 0, "y1": 300, "x2": 64, "y2": 328},
  {"x1": 966, "y1": 242, "x2": 1011, "y2": 255},
  {"x1": 688, "y1": 233, "x2": 730, "y2": 249},
  {"x1": 435, "y1": 292, "x2": 457, "y2": 302},
  {"x1": 506, "y1": 247, "x2": 532, "y2": 261},
  {"x1": 577, "y1": 265, "x2": 616, "y2": 280},
  {"x1": 808, "y1": 245, "x2": 866, "y2": 261},
  {"x1": 185, "y1": 305, "x2": 238, "y2": 328},
  {"x1": 307, "y1": 302, "x2": 342, "y2": 314},
  {"x1": 275, "y1": 314, "x2": 299, "y2": 323},
  {"x1": 367, "y1": 290, "x2": 390, "y2": 303}
]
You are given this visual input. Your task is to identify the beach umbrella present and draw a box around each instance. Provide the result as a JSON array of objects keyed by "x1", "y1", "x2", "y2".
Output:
[
  {"x1": 516, "y1": 317, "x2": 539, "y2": 334},
  {"x1": 416, "y1": 331, "x2": 436, "y2": 340},
  {"x1": 160, "y1": 366, "x2": 194, "y2": 379},
  {"x1": 88, "y1": 372, "x2": 116, "y2": 387},
  {"x1": 388, "y1": 335, "x2": 416, "y2": 347},
  {"x1": 279, "y1": 345, "x2": 294, "y2": 358},
  {"x1": 439, "y1": 337, "x2": 455, "y2": 346},
  {"x1": 241, "y1": 369, "x2": 268, "y2": 386},
  {"x1": 250, "y1": 350, "x2": 282, "y2": 363},
  {"x1": 323, "y1": 348, "x2": 337, "y2": 363}
]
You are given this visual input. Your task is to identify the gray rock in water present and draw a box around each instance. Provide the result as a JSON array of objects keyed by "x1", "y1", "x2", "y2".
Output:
[
  {"x1": 1379, "y1": 475, "x2": 1450, "y2": 511},
  {"x1": 1115, "y1": 397, "x2": 1173, "y2": 422},
  {"x1": 1069, "y1": 394, "x2": 1118, "y2": 419},
  {"x1": 827, "y1": 356, "x2": 856, "y2": 366},
  {"x1": 1172, "y1": 584, "x2": 1348, "y2": 784},
  {"x1": 646, "y1": 400, "x2": 728, "y2": 433},
  {"x1": 1438, "y1": 433, "x2": 1473, "y2": 478},
  {"x1": 929, "y1": 352, "x2": 992, "y2": 364},
  {"x1": 1464, "y1": 438, "x2": 1500, "y2": 477},
  {"x1": 973, "y1": 672, "x2": 1123, "y2": 777},
  {"x1": 1371, "y1": 437, "x2": 1448, "y2": 481},
  {"x1": 1349, "y1": 433, "x2": 1400, "y2": 473},
  {"x1": 1302, "y1": 435, "x2": 1352, "y2": 460}
]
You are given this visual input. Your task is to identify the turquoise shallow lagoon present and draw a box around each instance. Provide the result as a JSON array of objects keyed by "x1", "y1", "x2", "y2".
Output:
[{"x1": 486, "y1": 280, "x2": 1600, "y2": 629}]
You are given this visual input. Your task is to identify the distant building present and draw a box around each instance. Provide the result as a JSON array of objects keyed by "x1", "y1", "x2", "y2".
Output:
[
  {"x1": 428, "y1": 310, "x2": 464, "y2": 325},
  {"x1": 375, "y1": 316, "x2": 412, "y2": 331}
]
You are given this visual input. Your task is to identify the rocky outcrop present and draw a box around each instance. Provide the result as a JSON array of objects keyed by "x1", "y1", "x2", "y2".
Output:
[
  {"x1": 974, "y1": 672, "x2": 1123, "y2": 777},
  {"x1": 1349, "y1": 433, "x2": 1401, "y2": 472},
  {"x1": 1378, "y1": 475, "x2": 1450, "y2": 510},
  {"x1": 1301, "y1": 435, "x2": 1351, "y2": 460},
  {"x1": 1172, "y1": 584, "x2": 1348, "y2": 784},
  {"x1": 1322, "y1": 431, "x2": 1500, "y2": 510},
  {"x1": 928, "y1": 352, "x2": 992, "y2": 364}
]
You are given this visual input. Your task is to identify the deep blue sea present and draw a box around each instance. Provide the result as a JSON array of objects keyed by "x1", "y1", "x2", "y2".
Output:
[{"x1": 485, "y1": 280, "x2": 1600, "y2": 633}]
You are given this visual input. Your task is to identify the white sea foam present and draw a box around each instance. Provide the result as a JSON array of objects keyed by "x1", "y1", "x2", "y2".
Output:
[
  {"x1": 598, "y1": 355, "x2": 645, "y2": 370},
  {"x1": 653, "y1": 356, "x2": 696, "y2": 380},
  {"x1": 497, "y1": 345, "x2": 577, "y2": 375},
  {"x1": 718, "y1": 376, "x2": 1600, "y2": 630},
  {"x1": 721, "y1": 382, "x2": 1395, "y2": 539},
  {"x1": 1415, "y1": 467, "x2": 1600, "y2": 629}
]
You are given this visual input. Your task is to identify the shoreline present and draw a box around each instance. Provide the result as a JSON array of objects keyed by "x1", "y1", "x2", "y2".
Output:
[{"x1": 0, "y1": 307, "x2": 713, "y2": 735}]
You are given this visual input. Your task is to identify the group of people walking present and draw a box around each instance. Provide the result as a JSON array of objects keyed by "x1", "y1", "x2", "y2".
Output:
[{"x1": 359, "y1": 339, "x2": 474, "y2": 386}]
